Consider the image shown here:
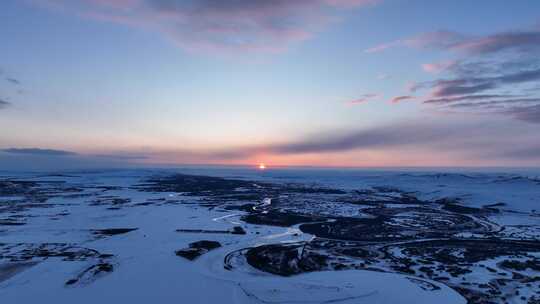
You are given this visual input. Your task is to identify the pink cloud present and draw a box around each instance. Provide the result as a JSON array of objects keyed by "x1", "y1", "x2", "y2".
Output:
[
  {"x1": 390, "y1": 95, "x2": 414, "y2": 103},
  {"x1": 37, "y1": 0, "x2": 377, "y2": 54},
  {"x1": 365, "y1": 31, "x2": 464, "y2": 53},
  {"x1": 366, "y1": 28, "x2": 540, "y2": 55},
  {"x1": 403, "y1": 30, "x2": 465, "y2": 49},
  {"x1": 364, "y1": 41, "x2": 398, "y2": 53},
  {"x1": 421, "y1": 60, "x2": 458, "y2": 73},
  {"x1": 449, "y1": 31, "x2": 540, "y2": 54},
  {"x1": 347, "y1": 93, "x2": 379, "y2": 105},
  {"x1": 324, "y1": 0, "x2": 380, "y2": 7}
]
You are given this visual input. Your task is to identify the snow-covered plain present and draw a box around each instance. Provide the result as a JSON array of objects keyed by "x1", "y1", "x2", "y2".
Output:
[{"x1": 0, "y1": 168, "x2": 539, "y2": 303}]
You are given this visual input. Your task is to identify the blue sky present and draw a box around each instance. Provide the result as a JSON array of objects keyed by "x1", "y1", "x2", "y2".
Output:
[{"x1": 1, "y1": 0, "x2": 539, "y2": 168}]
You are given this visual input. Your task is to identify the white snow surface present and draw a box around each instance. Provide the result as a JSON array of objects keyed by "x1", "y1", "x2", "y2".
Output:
[{"x1": 1, "y1": 167, "x2": 538, "y2": 303}]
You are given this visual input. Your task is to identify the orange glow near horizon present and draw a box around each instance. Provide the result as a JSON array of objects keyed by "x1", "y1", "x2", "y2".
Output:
[
  {"x1": 258, "y1": 163, "x2": 266, "y2": 170},
  {"x1": 127, "y1": 148, "x2": 507, "y2": 168}
]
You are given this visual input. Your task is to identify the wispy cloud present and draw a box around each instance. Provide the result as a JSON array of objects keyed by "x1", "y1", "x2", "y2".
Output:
[
  {"x1": 140, "y1": 122, "x2": 462, "y2": 160},
  {"x1": 414, "y1": 62, "x2": 540, "y2": 115},
  {"x1": 0, "y1": 68, "x2": 25, "y2": 107},
  {"x1": 390, "y1": 95, "x2": 414, "y2": 103},
  {"x1": 4, "y1": 120, "x2": 538, "y2": 167},
  {"x1": 423, "y1": 94, "x2": 520, "y2": 105},
  {"x1": 422, "y1": 60, "x2": 457, "y2": 73},
  {"x1": 491, "y1": 142, "x2": 540, "y2": 160},
  {"x1": 416, "y1": 65, "x2": 540, "y2": 123},
  {"x1": 370, "y1": 23, "x2": 540, "y2": 124},
  {"x1": 5, "y1": 77, "x2": 20, "y2": 85},
  {"x1": 418, "y1": 65, "x2": 540, "y2": 99},
  {"x1": 430, "y1": 80, "x2": 497, "y2": 97},
  {"x1": 0, "y1": 98, "x2": 10, "y2": 109},
  {"x1": 147, "y1": 119, "x2": 540, "y2": 164},
  {"x1": 502, "y1": 104, "x2": 540, "y2": 124},
  {"x1": 449, "y1": 31, "x2": 540, "y2": 54},
  {"x1": 0, "y1": 148, "x2": 144, "y2": 171},
  {"x1": 365, "y1": 30, "x2": 464, "y2": 53},
  {"x1": 348, "y1": 93, "x2": 379, "y2": 105},
  {"x1": 364, "y1": 41, "x2": 399, "y2": 53},
  {"x1": 93, "y1": 153, "x2": 149, "y2": 160},
  {"x1": 38, "y1": 0, "x2": 378, "y2": 54},
  {"x1": 367, "y1": 28, "x2": 540, "y2": 55},
  {"x1": 266, "y1": 121, "x2": 455, "y2": 154},
  {"x1": 1, "y1": 148, "x2": 78, "y2": 156},
  {"x1": 0, "y1": 147, "x2": 153, "y2": 160}
]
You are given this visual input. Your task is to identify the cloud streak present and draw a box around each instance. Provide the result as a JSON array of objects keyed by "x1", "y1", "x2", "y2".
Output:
[
  {"x1": 504, "y1": 104, "x2": 540, "y2": 124},
  {"x1": 137, "y1": 121, "x2": 464, "y2": 161},
  {"x1": 6, "y1": 77, "x2": 20, "y2": 85},
  {"x1": 140, "y1": 119, "x2": 540, "y2": 165},
  {"x1": 0, "y1": 98, "x2": 10, "y2": 109},
  {"x1": 266, "y1": 122, "x2": 456, "y2": 154},
  {"x1": 423, "y1": 94, "x2": 521, "y2": 104},
  {"x1": 422, "y1": 60, "x2": 457, "y2": 73},
  {"x1": 372, "y1": 24, "x2": 540, "y2": 124},
  {"x1": 348, "y1": 93, "x2": 379, "y2": 105},
  {"x1": 367, "y1": 28, "x2": 540, "y2": 55},
  {"x1": 390, "y1": 95, "x2": 414, "y2": 103},
  {"x1": 415, "y1": 67, "x2": 540, "y2": 99},
  {"x1": 4, "y1": 120, "x2": 539, "y2": 167},
  {"x1": 1, "y1": 148, "x2": 78, "y2": 156},
  {"x1": 414, "y1": 61, "x2": 540, "y2": 123}
]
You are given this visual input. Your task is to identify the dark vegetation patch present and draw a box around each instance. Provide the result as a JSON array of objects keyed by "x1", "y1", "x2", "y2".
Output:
[
  {"x1": 0, "y1": 220, "x2": 26, "y2": 226},
  {"x1": 0, "y1": 243, "x2": 105, "y2": 262},
  {"x1": 0, "y1": 179, "x2": 86, "y2": 215},
  {"x1": 89, "y1": 196, "x2": 131, "y2": 208},
  {"x1": 224, "y1": 203, "x2": 256, "y2": 212},
  {"x1": 281, "y1": 185, "x2": 346, "y2": 195},
  {"x1": 0, "y1": 242, "x2": 115, "y2": 286},
  {"x1": 242, "y1": 211, "x2": 323, "y2": 227},
  {"x1": 91, "y1": 228, "x2": 138, "y2": 237},
  {"x1": 176, "y1": 226, "x2": 246, "y2": 235},
  {"x1": 137, "y1": 174, "x2": 348, "y2": 210},
  {"x1": 436, "y1": 198, "x2": 495, "y2": 215},
  {"x1": 65, "y1": 262, "x2": 114, "y2": 286},
  {"x1": 138, "y1": 174, "x2": 260, "y2": 195},
  {"x1": 216, "y1": 194, "x2": 263, "y2": 201},
  {"x1": 483, "y1": 202, "x2": 506, "y2": 208},
  {"x1": 337, "y1": 188, "x2": 424, "y2": 206},
  {"x1": 299, "y1": 216, "x2": 411, "y2": 242},
  {"x1": 0, "y1": 180, "x2": 38, "y2": 196},
  {"x1": 442, "y1": 203, "x2": 485, "y2": 214},
  {"x1": 245, "y1": 242, "x2": 328, "y2": 276},
  {"x1": 238, "y1": 238, "x2": 381, "y2": 276},
  {"x1": 391, "y1": 239, "x2": 540, "y2": 264},
  {"x1": 499, "y1": 259, "x2": 540, "y2": 272},
  {"x1": 175, "y1": 240, "x2": 222, "y2": 261},
  {"x1": 242, "y1": 237, "x2": 540, "y2": 303},
  {"x1": 0, "y1": 261, "x2": 39, "y2": 283},
  {"x1": 406, "y1": 277, "x2": 441, "y2": 291}
]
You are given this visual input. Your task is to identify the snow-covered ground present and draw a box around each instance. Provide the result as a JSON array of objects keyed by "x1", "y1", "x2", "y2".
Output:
[{"x1": 0, "y1": 168, "x2": 538, "y2": 303}]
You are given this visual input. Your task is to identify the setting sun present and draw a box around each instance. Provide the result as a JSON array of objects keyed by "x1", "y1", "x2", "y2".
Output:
[{"x1": 258, "y1": 163, "x2": 266, "y2": 170}]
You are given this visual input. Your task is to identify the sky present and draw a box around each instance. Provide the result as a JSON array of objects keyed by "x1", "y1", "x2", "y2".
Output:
[{"x1": 1, "y1": 0, "x2": 540, "y2": 169}]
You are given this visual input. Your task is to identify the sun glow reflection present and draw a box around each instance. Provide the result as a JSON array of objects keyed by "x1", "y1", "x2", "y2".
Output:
[{"x1": 258, "y1": 163, "x2": 266, "y2": 170}]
